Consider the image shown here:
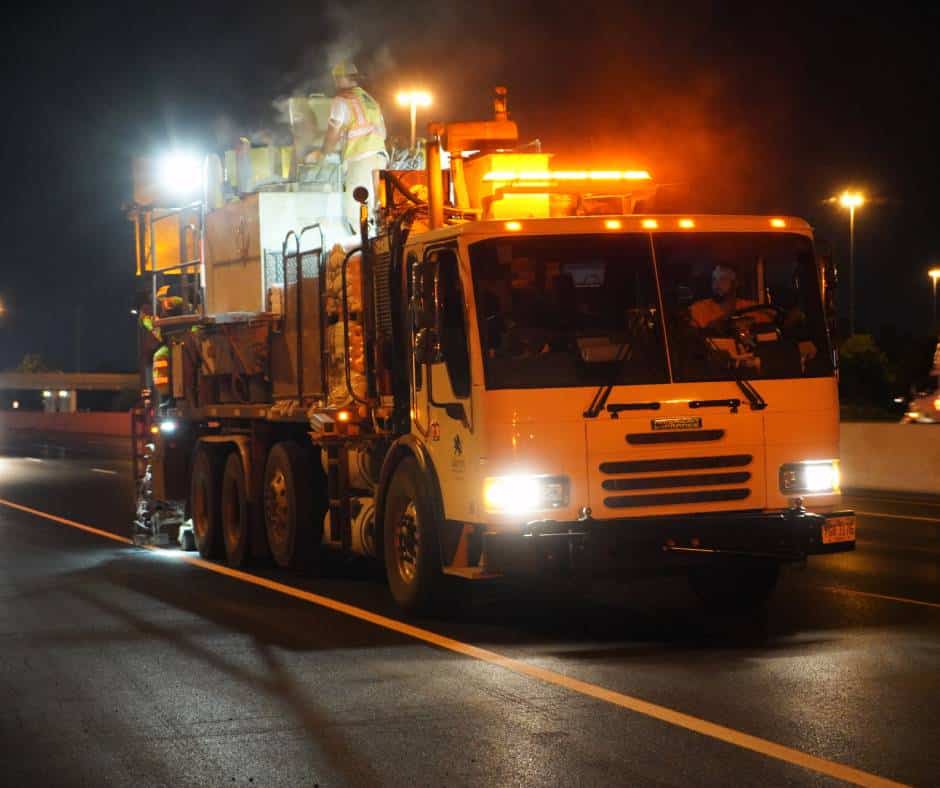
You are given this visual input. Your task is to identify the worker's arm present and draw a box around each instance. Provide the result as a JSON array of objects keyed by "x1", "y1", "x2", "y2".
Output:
[{"x1": 320, "y1": 123, "x2": 342, "y2": 155}]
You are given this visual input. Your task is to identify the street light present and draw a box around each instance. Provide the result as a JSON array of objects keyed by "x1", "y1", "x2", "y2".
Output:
[
  {"x1": 835, "y1": 190, "x2": 865, "y2": 335},
  {"x1": 929, "y1": 268, "x2": 940, "y2": 327},
  {"x1": 396, "y1": 90, "x2": 432, "y2": 149}
]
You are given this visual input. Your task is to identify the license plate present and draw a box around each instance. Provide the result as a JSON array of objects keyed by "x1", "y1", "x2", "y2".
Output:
[{"x1": 822, "y1": 516, "x2": 856, "y2": 544}]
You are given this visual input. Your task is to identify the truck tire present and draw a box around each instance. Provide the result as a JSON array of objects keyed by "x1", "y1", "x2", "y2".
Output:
[
  {"x1": 688, "y1": 561, "x2": 780, "y2": 611},
  {"x1": 221, "y1": 450, "x2": 250, "y2": 568},
  {"x1": 383, "y1": 456, "x2": 445, "y2": 614},
  {"x1": 263, "y1": 442, "x2": 318, "y2": 570},
  {"x1": 190, "y1": 445, "x2": 223, "y2": 559}
]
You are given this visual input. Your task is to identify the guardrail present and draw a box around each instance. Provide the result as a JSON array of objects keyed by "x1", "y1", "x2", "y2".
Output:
[
  {"x1": 0, "y1": 412, "x2": 131, "y2": 437},
  {"x1": 841, "y1": 422, "x2": 940, "y2": 494}
]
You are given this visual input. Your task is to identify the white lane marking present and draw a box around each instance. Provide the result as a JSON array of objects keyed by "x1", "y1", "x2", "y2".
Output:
[
  {"x1": 0, "y1": 497, "x2": 910, "y2": 788},
  {"x1": 822, "y1": 586, "x2": 940, "y2": 610},
  {"x1": 91, "y1": 468, "x2": 118, "y2": 475},
  {"x1": 857, "y1": 510, "x2": 940, "y2": 524}
]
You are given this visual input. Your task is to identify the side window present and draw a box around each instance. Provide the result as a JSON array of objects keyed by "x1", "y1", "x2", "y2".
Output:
[{"x1": 436, "y1": 250, "x2": 471, "y2": 398}]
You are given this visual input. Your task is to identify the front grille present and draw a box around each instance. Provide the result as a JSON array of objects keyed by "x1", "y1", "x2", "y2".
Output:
[
  {"x1": 626, "y1": 430, "x2": 724, "y2": 445},
  {"x1": 600, "y1": 454, "x2": 752, "y2": 475},
  {"x1": 598, "y1": 454, "x2": 754, "y2": 509},
  {"x1": 602, "y1": 471, "x2": 751, "y2": 491},
  {"x1": 604, "y1": 489, "x2": 751, "y2": 508}
]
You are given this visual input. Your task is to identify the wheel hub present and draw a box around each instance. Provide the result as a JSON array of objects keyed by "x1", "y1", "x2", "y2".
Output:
[{"x1": 396, "y1": 502, "x2": 419, "y2": 584}]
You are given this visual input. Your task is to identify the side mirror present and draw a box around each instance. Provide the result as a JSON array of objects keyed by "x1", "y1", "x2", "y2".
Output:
[{"x1": 414, "y1": 327, "x2": 442, "y2": 364}]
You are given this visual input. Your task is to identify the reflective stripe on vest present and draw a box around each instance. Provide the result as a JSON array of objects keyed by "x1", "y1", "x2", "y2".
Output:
[{"x1": 343, "y1": 88, "x2": 385, "y2": 161}]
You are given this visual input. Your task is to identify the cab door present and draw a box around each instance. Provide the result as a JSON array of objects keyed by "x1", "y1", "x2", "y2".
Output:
[{"x1": 411, "y1": 244, "x2": 475, "y2": 518}]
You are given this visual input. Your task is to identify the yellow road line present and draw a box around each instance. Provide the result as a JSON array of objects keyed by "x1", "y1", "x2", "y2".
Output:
[
  {"x1": 0, "y1": 497, "x2": 908, "y2": 788},
  {"x1": 857, "y1": 510, "x2": 940, "y2": 524},
  {"x1": 822, "y1": 586, "x2": 940, "y2": 610}
]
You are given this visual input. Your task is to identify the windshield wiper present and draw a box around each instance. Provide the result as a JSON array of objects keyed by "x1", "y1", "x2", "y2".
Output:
[
  {"x1": 734, "y1": 375, "x2": 768, "y2": 410},
  {"x1": 583, "y1": 344, "x2": 630, "y2": 418}
]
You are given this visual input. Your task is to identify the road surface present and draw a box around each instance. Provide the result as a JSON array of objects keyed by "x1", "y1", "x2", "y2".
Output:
[{"x1": 0, "y1": 435, "x2": 937, "y2": 786}]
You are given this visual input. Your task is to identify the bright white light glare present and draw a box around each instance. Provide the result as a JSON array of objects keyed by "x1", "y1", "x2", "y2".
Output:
[
  {"x1": 483, "y1": 475, "x2": 543, "y2": 514},
  {"x1": 158, "y1": 152, "x2": 203, "y2": 196},
  {"x1": 42, "y1": 390, "x2": 52, "y2": 399},
  {"x1": 396, "y1": 90, "x2": 432, "y2": 108},
  {"x1": 58, "y1": 390, "x2": 69, "y2": 398},
  {"x1": 12, "y1": 400, "x2": 20, "y2": 409},
  {"x1": 159, "y1": 420, "x2": 178, "y2": 434},
  {"x1": 803, "y1": 462, "x2": 839, "y2": 493}
]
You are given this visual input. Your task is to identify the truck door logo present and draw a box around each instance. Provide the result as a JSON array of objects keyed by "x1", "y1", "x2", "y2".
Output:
[{"x1": 651, "y1": 416, "x2": 703, "y2": 431}]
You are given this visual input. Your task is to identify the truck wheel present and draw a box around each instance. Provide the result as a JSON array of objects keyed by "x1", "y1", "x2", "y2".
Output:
[
  {"x1": 191, "y1": 445, "x2": 223, "y2": 559},
  {"x1": 383, "y1": 457, "x2": 444, "y2": 614},
  {"x1": 688, "y1": 561, "x2": 780, "y2": 611},
  {"x1": 221, "y1": 451, "x2": 250, "y2": 568},
  {"x1": 263, "y1": 442, "x2": 318, "y2": 570}
]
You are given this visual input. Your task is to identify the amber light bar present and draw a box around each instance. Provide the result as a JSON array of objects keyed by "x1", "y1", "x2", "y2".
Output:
[{"x1": 484, "y1": 170, "x2": 652, "y2": 182}]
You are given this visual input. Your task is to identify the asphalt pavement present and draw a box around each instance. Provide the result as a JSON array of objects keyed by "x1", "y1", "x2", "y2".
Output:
[{"x1": 0, "y1": 433, "x2": 937, "y2": 787}]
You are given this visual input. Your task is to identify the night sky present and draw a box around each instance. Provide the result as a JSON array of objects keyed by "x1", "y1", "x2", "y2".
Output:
[{"x1": 2, "y1": 2, "x2": 938, "y2": 372}]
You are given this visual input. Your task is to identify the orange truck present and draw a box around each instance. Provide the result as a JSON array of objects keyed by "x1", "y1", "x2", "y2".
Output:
[{"x1": 129, "y1": 89, "x2": 855, "y2": 613}]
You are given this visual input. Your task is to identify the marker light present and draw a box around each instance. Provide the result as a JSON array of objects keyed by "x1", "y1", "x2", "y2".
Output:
[
  {"x1": 337, "y1": 410, "x2": 351, "y2": 423},
  {"x1": 504, "y1": 221, "x2": 522, "y2": 232},
  {"x1": 641, "y1": 219, "x2": 658, "y2": 229},
  {"x1": 770, "y1": 218, "x2": 787, "y2": 228},
  {"x1": 604, "y1": 219, "x2": 622, "y2": 230},
  {"x1": 483, "y1": 474, "x2": 569, "y2": 515},
  {"x1": 483, "y1": 170, "x2": 651, "y2": 182},
  {"x1": 158, "y1": 152, "x2": 203, "y2": 197},
  {"x1": 779, "y1": 461, "x2": 840, "y2": 495},
  {"x1": 678, "y1": 218, "x2": 695, "y2": 229}
]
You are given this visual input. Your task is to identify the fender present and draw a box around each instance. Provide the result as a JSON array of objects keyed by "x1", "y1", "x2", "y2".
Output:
[
  {"x1": 374, "y1": 434, "x2": 445, "y2": 559},
  {"x1": 197, "y1": 435, "x2": 255, "y2": 502}
]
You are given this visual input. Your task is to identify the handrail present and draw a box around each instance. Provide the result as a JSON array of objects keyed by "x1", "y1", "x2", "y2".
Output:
[
  {"x1": 340, "y1": 247, "x2": 370, "y2": 407},
  {"x1": 282, "y1": 230, "x2": 302, "y2": 399}
]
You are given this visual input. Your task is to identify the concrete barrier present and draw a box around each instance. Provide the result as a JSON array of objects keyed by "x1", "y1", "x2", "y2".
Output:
[
  {"x1": 841, "y1": 422, "x2": 940, "y2": 494},
  {"x1": 0, "y1": 411, "x2": 131, "y2": 437}
]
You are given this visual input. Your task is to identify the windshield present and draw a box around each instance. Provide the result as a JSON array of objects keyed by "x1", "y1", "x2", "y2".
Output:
[
  {"x1": 469, "y1": 235, "x2": 669, "y2": 389},
  {"x1": 654, "y1": 233, "x2": 833, "y2": 382}
]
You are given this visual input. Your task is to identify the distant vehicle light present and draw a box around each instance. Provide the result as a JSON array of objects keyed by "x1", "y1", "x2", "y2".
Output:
[
  {"x1": 641, "y1": 219, "x2": 658, "y2": 229},
  {"x1": 159, "y1": 420, "x2": 177, "y2": 434},
  {"x1": 678, "y1": 218, "x2": 695, "y2": 229},
  {"x1": 604, "y1": 219, "x2": 622, "y2": 230},
  {"x1": 504, "y1": 221, "x2": 523, "y2": 231},
  {"x1": 58, "y1": 390, "x2": 69, "y2": 398},
  {"x1": 12, "y1": 400, "x2": 19, "y2": 409},
  {"x1": 42, "y1": 390, "x2": 52, "y2": 399},
  {"x1": 893, "y1": 396, "x2": 905, "y2": 404},
  {"x1": 770, "y1": 218, "x2": 787, "y2": 228}
]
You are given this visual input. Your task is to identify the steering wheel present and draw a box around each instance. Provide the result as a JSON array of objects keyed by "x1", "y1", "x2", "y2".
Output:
[{"x1": 729, "y1": 304, "x2": 787, "y2": 321}]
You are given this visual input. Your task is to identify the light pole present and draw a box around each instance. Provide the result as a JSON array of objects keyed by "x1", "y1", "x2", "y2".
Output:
[
  {"x1": 396, "y1": 90, "x2": 432, "y2": 149},
  {"x1": 929, "y1": 268, "x2": 940, "y2": 328},
  {"x1": 837, "y1": 190, "x2": 865, "y2": 335}
]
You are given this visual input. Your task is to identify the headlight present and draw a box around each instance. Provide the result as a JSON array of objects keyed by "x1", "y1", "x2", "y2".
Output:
[
  {"x1": 779, "y1": 461, "x2": 840, "y2": 495},
  {"x1": 159, "y1": 419, "x2": 178, "y2": 434},
  {"x1": 483, "y1": 474, "x2": 569, "y2": 515}
]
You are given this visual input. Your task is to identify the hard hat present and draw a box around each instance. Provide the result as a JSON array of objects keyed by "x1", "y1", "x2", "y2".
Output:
[
  {"x1": 156, "y1": 285, "x2": 171, "y2": 298},
  {"x1": 331, "y1": 62, "x2": 359, "y2": 80}
]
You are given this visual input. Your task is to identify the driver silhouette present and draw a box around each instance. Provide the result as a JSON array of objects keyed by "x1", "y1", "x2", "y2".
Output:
[{"x1": 689, "y1": 264, "x2": 755, "y2": 329}]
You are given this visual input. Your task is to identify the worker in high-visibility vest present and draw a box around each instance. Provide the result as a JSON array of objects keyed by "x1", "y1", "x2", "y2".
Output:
[{"x1": 305, "y1": 62, "x2": 387, "y2": 233}]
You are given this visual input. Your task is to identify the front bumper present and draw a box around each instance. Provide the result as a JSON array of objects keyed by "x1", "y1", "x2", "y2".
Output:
[{"x1": 482, "y1": 509, "x2": 855, "y2": 577}]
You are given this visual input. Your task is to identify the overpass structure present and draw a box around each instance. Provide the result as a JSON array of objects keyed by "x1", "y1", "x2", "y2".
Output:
[{"x1": 0, "y1": 372, "x2": 138, "y2": 413}]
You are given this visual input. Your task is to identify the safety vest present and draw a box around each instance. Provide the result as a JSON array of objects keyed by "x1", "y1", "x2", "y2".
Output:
[
  {"x1": 342, "y1": 88, "x2": 386, "y2": 162},
  {"x1": 153, "y1": 345, "x2": 171, "y2": 396}
]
